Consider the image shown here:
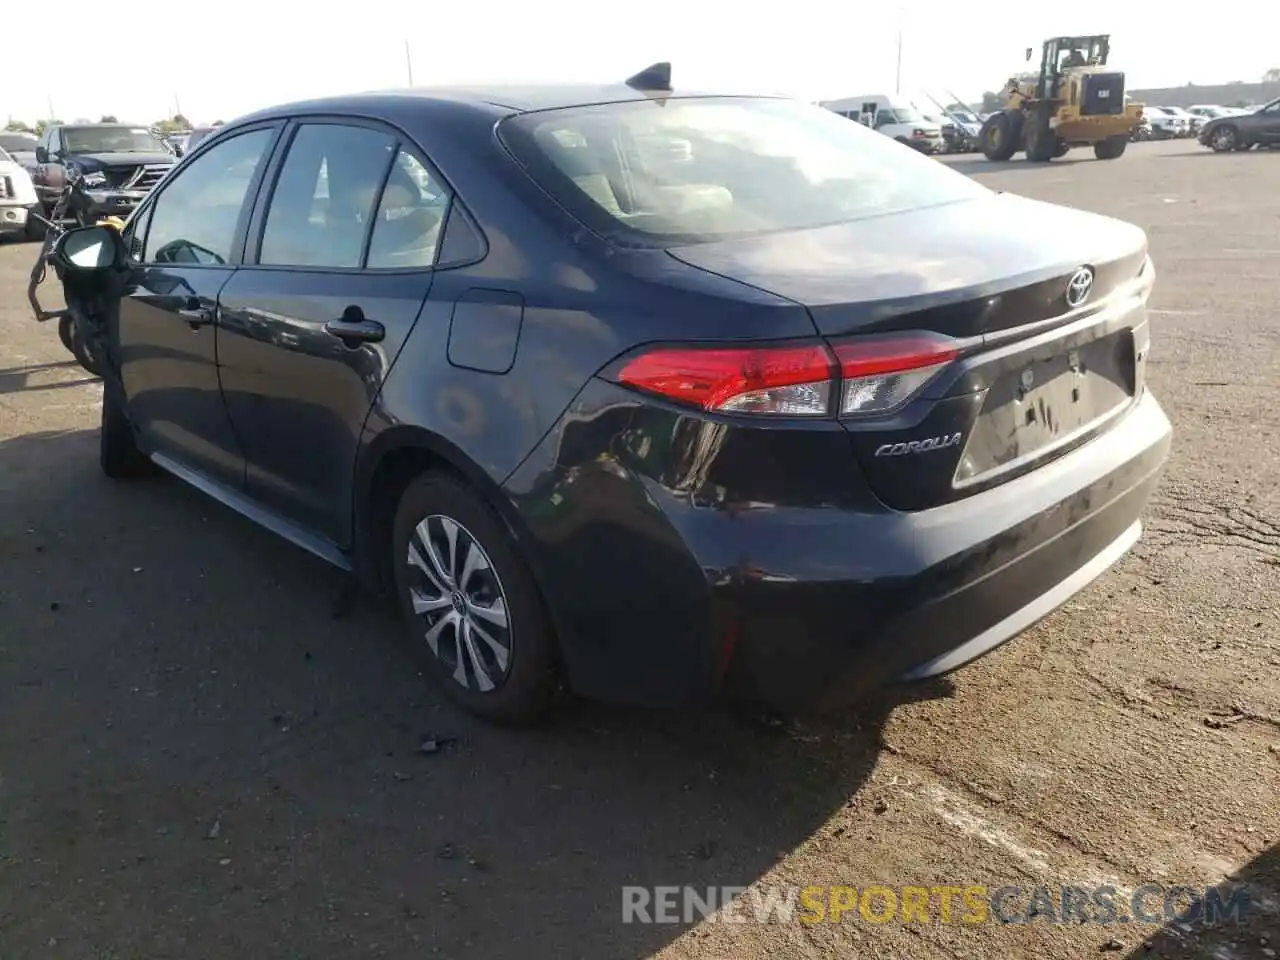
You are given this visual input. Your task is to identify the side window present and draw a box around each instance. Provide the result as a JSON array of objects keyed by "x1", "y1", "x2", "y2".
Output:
[
  {"x1": 122, "y1": 202, "x2": 153, "y2": 261},
  {"x1": 144, "y1": 128, "x2": 274, "y2": 265},
  {"x1": 48, "y1": 128, "x2": 61, "y2": 155},
  {"x1": 259, "y1": 124, "x2": 396, "y2": 269},
  {"x1": 366, "y1": 150, "x2": 452, "y2": 269}
]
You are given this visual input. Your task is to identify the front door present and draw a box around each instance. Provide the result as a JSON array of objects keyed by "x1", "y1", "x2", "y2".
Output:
[
  {"x1": 216, "y1": 121, "x2": 449, "y2": 546},
  {"x1": 1255, "y1": 100, "x2": 1280, "y2": 145},
  {"x1": 116, "y1": 125, "x2": 280, "y2": 489}
]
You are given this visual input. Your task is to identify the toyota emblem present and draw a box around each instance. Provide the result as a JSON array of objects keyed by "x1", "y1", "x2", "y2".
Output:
[{"x1": 1066, "y1": 266, "x2": 1095, "y2": 308}]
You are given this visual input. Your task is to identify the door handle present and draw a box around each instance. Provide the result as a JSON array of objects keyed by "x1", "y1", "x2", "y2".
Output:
[
  {"x1": 178, "y1": 298, "x2": 215, "y2": 329},
  {"x1": 324, "y1": 309, "x2": 385, "y2": 347}
]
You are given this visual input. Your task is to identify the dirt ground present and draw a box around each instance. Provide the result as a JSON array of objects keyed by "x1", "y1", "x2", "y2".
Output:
[{"x1": 0, "y1": 137, "x2": 1276, "y2": 960}]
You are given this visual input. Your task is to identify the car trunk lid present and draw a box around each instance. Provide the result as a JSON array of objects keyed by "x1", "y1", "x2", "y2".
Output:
[{"x1": 666, "y1": 193, "x2": 1151, "y2": 510}]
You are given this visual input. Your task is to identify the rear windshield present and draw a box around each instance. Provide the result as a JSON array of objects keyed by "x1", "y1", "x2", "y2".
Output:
[{"x1": 499, "y1": 96, "x2": 989, "y2": 245}]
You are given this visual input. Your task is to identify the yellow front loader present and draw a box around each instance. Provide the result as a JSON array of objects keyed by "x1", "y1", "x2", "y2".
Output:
[{"x1": 979, "y1": 35, "x2": 1145, "y2": 162}]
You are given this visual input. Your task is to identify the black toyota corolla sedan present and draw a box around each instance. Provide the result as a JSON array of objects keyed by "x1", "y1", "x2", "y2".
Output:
[{"x1": 53, "y1": 67, "x2": 1171, "y2": 723}]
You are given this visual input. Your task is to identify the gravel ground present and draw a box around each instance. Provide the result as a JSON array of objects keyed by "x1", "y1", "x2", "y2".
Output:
[{"x1": 0, "y1": 137, "x2": 1276, "y2": 960}]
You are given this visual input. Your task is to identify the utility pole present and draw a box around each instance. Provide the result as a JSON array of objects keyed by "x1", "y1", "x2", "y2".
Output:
[
  {"x1": 47, "y1": 96, "x2": 56, "y2": 122},
  {"x1": 405, "y1": 40, "x2": 414, "y2": 86},
  {"x1": 895, "y1": 9, "x2": 904, "y2": 94}
]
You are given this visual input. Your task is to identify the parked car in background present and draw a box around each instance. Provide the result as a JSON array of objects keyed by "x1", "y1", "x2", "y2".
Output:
[
  {"x1": 820, "y1": 94, "x2": 945, "y2": 153},
  {"x1": 31, "y1": 123, "x2": 177, "y2": 226},
  {"x1": 53, "y1": 76, "x2": 1170, "y2": 722},
  {"x1": 1187, "y1": 105, "x2": 1237, "y2": 122},
  {"x1": 1142, "y1": 106, "x2": 1190, "y2": 139},
  {"x1": 0, "y1": 131, "x2": 40, "y2": 175},
  {"x1": 1198, "y1": 96, "x2": 1280, "y2": 151},
  {"x1": 0, "y1": 146, "x2": 40, "y2": 239},
  {"x1": 1156, "y1": 105, "x2": 1199, "y2": 135},
  {"x1": 926, "y1": 106, "x2": 981, "y2": 152}
]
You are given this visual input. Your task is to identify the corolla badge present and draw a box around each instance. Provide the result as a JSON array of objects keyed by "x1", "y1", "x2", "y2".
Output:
[
  {"x1": 874, "y1": 433, "x2": 963, "y2": 457},
  {"x1": 1066, "y1": 266, "x2": 1095, "y2": 308}
]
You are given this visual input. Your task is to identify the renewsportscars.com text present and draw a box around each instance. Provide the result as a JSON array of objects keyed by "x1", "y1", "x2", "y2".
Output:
[{"x1": 621, "y1": 883, "x2": 1251, "y2": 926}]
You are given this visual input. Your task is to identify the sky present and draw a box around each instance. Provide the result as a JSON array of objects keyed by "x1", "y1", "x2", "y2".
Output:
[{"x1": 5, "y1": 0, "x2": 1274, "y2": 126}]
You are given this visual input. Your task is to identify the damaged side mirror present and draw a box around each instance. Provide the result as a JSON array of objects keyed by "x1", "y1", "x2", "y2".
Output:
[{"x1": 53, "y1": 224, "x2": 127, "y2": 274}]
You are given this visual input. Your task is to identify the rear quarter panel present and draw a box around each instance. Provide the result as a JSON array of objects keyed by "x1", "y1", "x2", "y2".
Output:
[{"x1": 359, "y1": 102, "x2": 818, "y2": 486}]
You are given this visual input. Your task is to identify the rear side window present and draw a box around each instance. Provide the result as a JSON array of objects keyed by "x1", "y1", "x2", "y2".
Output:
[
  {"x1": 366, "y1": 150, "x2": 452, "y2": 269},
  {"x1": 144, "y1": 127, "x2": 274, "y2": 265},
  {"x1": 259, "y1": 124, "x2": 396, "y2": 269},
  {"x1": 499, "y1": 97, "x2": 989, "y2": 246}
]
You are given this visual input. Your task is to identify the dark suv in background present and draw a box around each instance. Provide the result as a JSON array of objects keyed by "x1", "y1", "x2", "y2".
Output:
[{"x1": 32, "y1": 123, "x2": 176, "y2": 225}]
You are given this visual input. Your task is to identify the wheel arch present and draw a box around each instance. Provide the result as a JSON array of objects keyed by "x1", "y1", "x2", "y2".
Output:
[{"x1": 351, "y1": 425, "x2": 550, "y2": 606}]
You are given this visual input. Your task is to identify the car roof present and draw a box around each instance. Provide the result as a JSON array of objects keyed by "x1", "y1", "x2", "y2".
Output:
[{"x1": 231, "y1": 84, "x2": 779, "y2": 126}]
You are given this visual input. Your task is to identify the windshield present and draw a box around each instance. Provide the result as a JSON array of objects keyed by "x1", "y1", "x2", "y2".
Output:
[
  {"x1": 886, "y1": 107, "x2": 925, "y2": 123},
  {"x1": 61, "y1": 126, "x2": 167, "y2": 154},
  {"x1": 499, "y1": 96, "x2": 989, "y2": 245}
]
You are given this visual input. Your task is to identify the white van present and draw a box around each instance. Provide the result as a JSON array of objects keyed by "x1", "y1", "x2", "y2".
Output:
[{"x1": 819, "y1": 94, "x2": 944, "y2": 154}]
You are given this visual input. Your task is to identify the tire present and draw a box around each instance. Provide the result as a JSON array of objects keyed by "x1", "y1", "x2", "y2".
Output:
[
  {"x1": 392, "y1": 472, "x2": 557, "y2": 724},
  {"x1": 979, "y1": 111, "x2": 1018, "y2": 161},
  {"x1": 60, "y1": 314, "x2": 105, "y2": 378},
  {"x1": 100, "y1": 384, "x2": 156, "y2": 479},
  {"x1": 1093, "y1": 135, "x2": 1128, "y2": 160},
  {"x1": 1209, "y1": 125, "x2": 1238, "y2": 152},
  {"x1": 57, "y1": 313, "x2": 77, "y2": 353},
  {"x1": 1053, "y1": 140, "x2": 1070, "y2": 158},
  {"x1": 1024, "y1": 106, "x2": 1055, "y2": 162}
]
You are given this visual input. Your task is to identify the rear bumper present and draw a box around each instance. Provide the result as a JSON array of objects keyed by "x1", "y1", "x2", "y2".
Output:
[
  {"x1": 907, "y1": 137, "x2": 943, "y2": 154},
  {"x1": 717, "y1": 390, "x2": 1171, "y2": 709},
  {"x1": 505, "y1": 381, "x2": 1171, "y2": 710}
]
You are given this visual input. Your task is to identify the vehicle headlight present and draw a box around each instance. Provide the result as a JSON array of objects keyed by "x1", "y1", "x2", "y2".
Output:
[{"x1": 81, "y1": 171, "x2": 108, "y2": 188}]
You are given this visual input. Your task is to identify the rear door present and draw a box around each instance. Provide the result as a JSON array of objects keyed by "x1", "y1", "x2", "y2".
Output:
[
  {"x1": 215, "y1": 119, "x2": 448, "y2": 547},
  {"x1": 116, "y1": 124, "x2": 281, "y2": 489}
]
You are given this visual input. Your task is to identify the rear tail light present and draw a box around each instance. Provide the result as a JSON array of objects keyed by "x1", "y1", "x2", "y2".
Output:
[
  {"x1": 612, "y1": 334, "x2": 959, "y2": 418},
  {"x1": 614, "y1": 344, "x2": 835, "y2": 416},
  {"x1": 834, "y1": 334, "x2": 959, "y2": 417}
]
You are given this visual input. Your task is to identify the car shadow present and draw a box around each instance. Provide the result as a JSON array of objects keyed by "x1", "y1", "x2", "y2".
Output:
[
  {"x1": 0, "y1": 426, "x2": 948, "y2": 958},
  {"x1": 0, "y1": 359, "x2": 98, "y2": 395},
  {"x1": 1123, "y1": 843, "x2": 1279, "y2": 958},
  {"x1": 1158, "y1": 148, "x2": 1277, "y2": 159}
]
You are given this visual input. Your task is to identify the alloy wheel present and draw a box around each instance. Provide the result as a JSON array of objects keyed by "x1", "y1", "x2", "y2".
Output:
[{"x1": 406, "y1": 514, "x2": 512, "y2": 692}]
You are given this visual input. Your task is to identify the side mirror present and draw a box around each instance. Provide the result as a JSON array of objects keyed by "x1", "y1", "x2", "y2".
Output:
[
  {"x1": 1025, "y1": 47, "x2": 1033, "y2": 62},
  {"x1": 35, "y1": 146, "x2": 49, "y2": 163},
  {"x1": 53, "y1": 224, "x2": 126, "y2": 274}
]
